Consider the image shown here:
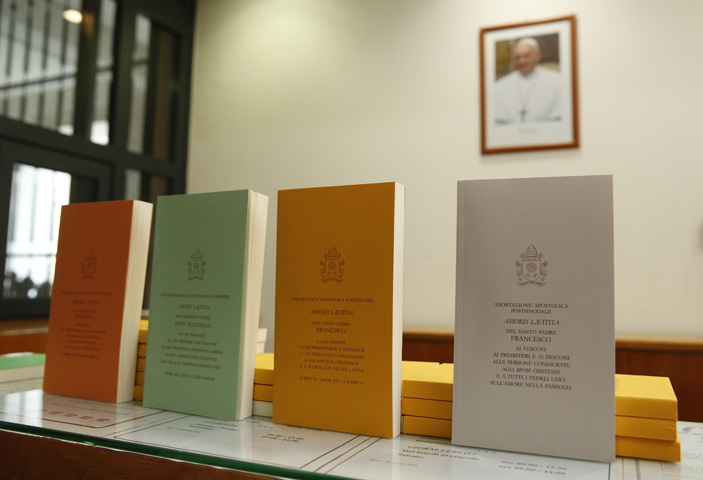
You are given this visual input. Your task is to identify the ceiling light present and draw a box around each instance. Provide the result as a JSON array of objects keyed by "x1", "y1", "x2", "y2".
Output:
[{"x1": 62, "y1": 9, "x2": 83, "y2": 24}]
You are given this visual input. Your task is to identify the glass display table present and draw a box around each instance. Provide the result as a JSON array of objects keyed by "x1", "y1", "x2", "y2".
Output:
[{"x1": 1, "y1": 377, "x2": 701, "y2": 480}]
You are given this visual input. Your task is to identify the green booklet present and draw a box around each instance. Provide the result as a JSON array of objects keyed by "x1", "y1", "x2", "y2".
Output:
[
  {"x1": 143, "y1": 190, "x2": 268, "y2": 420},
  {"x1": 0, "y1": 352, "x2": 46, "y2": 382}
]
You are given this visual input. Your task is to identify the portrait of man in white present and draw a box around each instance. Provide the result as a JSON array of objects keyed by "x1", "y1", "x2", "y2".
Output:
[{"x1": 493, "y1": 37, "x2": 562, "y2": 124}]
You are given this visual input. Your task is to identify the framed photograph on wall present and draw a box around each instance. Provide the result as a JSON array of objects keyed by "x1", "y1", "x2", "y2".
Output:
[{"x1": 480, "y1": 16, "x2": 578, "y2": 154}]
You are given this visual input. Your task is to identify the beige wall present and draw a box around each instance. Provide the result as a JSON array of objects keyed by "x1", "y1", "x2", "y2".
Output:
[{"x1": 188, "y1": 0, "x2": 703, "y2": 347}]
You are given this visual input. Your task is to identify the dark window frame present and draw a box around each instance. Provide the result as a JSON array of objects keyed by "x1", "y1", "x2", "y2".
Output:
[{"x1": 0, "y1": 0, "x2": 195, "y2": 318}]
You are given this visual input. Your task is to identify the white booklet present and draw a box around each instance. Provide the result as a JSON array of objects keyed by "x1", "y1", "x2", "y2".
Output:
[{"x1": 453, "y1": 175, "x2": 615, "y2": 462}]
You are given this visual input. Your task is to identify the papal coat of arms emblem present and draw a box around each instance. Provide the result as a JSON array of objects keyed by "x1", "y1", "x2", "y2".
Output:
[
  {"x1": 516, "y1": 244, "x2": 547, "y2": 286},
  {"x1": 81, "y1": 251, "x2": 97, "y2": 279},
  {"x1": 320, "y1": 246, "x2": 344, "y2": 282},
  {"x1": 188, "y1": 247, "x2": 206, "y2": 280}
]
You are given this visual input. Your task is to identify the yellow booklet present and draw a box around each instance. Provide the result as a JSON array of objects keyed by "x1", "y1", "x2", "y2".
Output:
[
  {"x1": 402, "y1": 361, "x2": 440, "y2": 380},
  {"x1": 403, "y1": 363, "x2": 453, "y2": 401},
  {"x1": 403, "y1": 416, "x2": 451, "y2": 438},
  {"x1": 138, "y1": 319, "x2": 149, "y2": 344},
  {"x1": 254, "y1": 353, "x2": 274, "y2": 386},
  {"x1": 402, "y1": 397, "x2": 452, "y2": 420},
  {"x1": 615, "y1": 374, "x2": 677, "y2": 420},
  {"x1": 253, "y1": 384, "x2": 273, "y2": 402},
  {"x1": 616, "y1": 434, "x2": 681, "y2": 462},
  {"x1": 133, "y1": 384, "x2": 144, "y2": 401},
  {"x1": 616, "y1": 415, "x2": 677, "y2": 441},
  {"x1": 274, "y1": 183, "x2": 405, "y2": 438}
]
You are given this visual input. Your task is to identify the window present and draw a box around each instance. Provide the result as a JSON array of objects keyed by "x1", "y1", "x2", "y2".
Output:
[
  {"x1": 0, "y1": 0, "x2": 195, "y2": 318},
  {"x1": 4, "y1": 164, "x2": 70, "y2": 301}
]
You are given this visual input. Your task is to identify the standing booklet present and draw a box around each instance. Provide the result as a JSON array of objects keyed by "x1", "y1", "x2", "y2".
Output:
[
  {"x1": 143, "y1": 190, "x2": 268, "y2": 420},
  {"x1": 274, "y1": 182, "x2": 404, "y2": 438},
  {"x1": 43, "y1": 200, "x2": 153, "y2": 403},
  {"x1": 452, "y1": 176, "x2": 614, "y2": 462}
]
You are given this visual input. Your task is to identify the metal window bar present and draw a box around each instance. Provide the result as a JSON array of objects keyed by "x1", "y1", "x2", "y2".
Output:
[
  {"x1": 0, "y1": 0, "x2": 81, "y2": 132},
  {"x1": 1, "y1": 1, "x2": 18, "y2": 116},
  {"x1": 38, "y1": 0, "x2": 50, "y2": 124},
  {"x1": 19, "y1": 0, "x2": 32, "y2": 121},
  {"x1": 56, "y1": 0, "x2": 71, "y2": 130}
]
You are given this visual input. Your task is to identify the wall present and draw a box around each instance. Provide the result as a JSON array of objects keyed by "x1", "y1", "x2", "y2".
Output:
[{"x1": 188, "y1": 0, "x2": 703, "y2": 348}]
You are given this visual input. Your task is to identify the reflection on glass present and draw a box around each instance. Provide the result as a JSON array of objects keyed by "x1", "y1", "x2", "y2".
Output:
[{"x1": 3, "y1": 164, "x2": 71, "y2": 300}]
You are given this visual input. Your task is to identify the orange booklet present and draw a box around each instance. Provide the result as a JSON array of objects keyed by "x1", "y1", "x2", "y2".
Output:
[
  {"x1": 43, "y1": 200, "x2": 152, "y2": 403},
  {"x1": 273, "y1": 183, "x2": 404, "y2": 438}
]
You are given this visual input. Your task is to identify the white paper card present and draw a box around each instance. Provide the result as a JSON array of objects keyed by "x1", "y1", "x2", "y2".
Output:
[{"x1": 453, "y1": 175, "x2": 614, "y2": 462}]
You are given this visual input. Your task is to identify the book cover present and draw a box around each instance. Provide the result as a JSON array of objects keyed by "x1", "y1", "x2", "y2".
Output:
[
  {"x1": 43, "y1": 200, "x2": 152, "y2": 403},
  {"x1": 143, "y1": 190, "x2": 268, "y2": 420},
  {"x1": 616, "y1": 374, "x2": 677, "y2": 420},
  {"x1": 403, "y1": 363, "x2": 453, "y2": 401},
  {"x1": 255, "y1": 354, "x2": 425, "y2": 387},
  {"x1": 273, "y1": 182, "x2": 404, "y2": 438},
  {"x1": 453, "y1": 176, "x2": 615, "y2": 462}
]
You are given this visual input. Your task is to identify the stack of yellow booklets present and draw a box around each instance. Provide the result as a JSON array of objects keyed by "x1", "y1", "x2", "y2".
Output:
[
  {"x1": 402, "y1": 361, "x2": 439, "y2": 381},
  {"x1": 133, "y1": 319, "x2": 148, "y2": 400},
  {"x1": 253, "y1": 353, "x2": 274, "y2": 416},
  {"x1": 402, "y1": 363, "x2": 453, "y2": 438},
  {"x1": 252, "y1": 357, "x2": 436, "y2": 420},
  {"x1": 615, "y1": 374, "x2": 680, "y2": 462}
]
